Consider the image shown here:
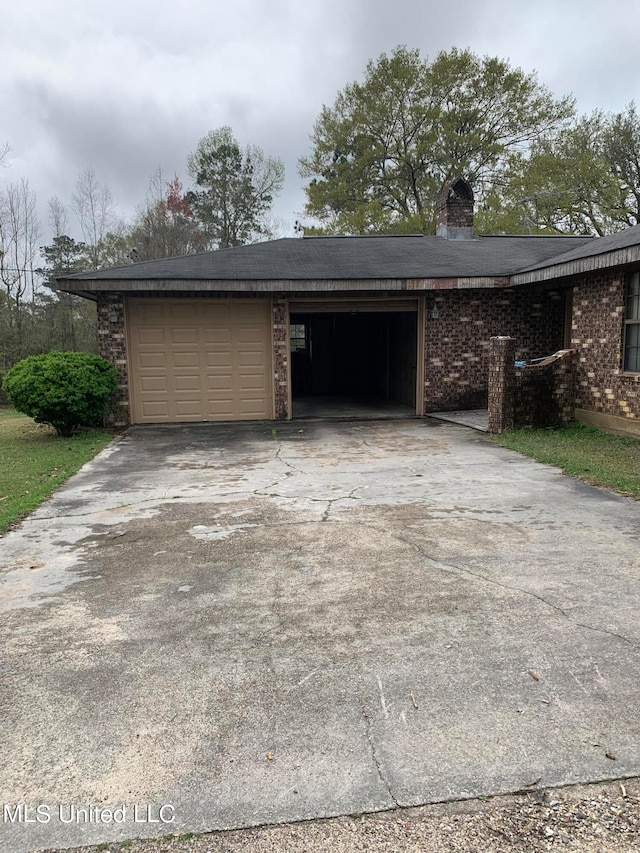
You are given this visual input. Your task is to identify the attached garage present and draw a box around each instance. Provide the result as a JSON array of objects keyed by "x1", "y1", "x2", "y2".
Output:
[
  {"x1": 127, "y1": 298, "x2": 273, "y2": 424},
  {"x1": 289, "y1": 298, "x2": 421, "y2": 413},
  {"x1": 57, "y1": 179, "x2": 596, "y2": 429}
]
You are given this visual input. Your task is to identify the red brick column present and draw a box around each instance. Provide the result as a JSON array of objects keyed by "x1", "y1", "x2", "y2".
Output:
[
  {"x1": 96, "y1": 293, "x2": 130, "y2": 427},
  {"x1": 272, "y1": 296, "x2": 290, "y2": 420},
  {"x1": 488, "y1": 336, "x2": 516, "y2": 434}
]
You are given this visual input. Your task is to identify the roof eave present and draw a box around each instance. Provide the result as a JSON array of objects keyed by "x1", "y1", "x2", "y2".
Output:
[
  {"x1": 57, "y1": 276, "x2": 512, "y2": 295},
  {"x1": 512, "y1": 244, "x2": 640, "y2": 285}
]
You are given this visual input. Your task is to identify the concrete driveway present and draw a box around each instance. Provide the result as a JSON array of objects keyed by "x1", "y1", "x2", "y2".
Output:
[{"x1": 1, "y1": 418, "x2": 640, "y2": 851}]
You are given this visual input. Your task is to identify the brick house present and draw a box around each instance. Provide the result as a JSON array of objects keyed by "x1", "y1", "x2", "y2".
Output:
[
  {"x1": 58, "y1": 178, "x2": 640, "y2": 436},
  {"x1": 511, "y1": 228, "x2": 640, "y2": 436}
]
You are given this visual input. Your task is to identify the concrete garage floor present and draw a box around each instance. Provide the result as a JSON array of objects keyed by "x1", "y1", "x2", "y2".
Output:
[
  {"x1": 292, "y1": 395, "x2": 415, "y2": 420},
  {"x1": 1, "y1": 419, "x2": 640, "y2": 851}
]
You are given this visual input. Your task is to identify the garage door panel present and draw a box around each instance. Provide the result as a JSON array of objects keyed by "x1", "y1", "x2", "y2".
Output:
[
  {"x1": 238, "y1": 365, "x2": 266, "y2": 376},
  {"x1": 238, "y1": 359, "x2": 266, "y2": 374},
  {"x1": 175, "y1": 401, "x2": 204, "y2": 417},
  {"x1": 238, "y1": 377, "x2": 267, "y2": 391},
  {"x1": 140, "y1": 401, "x2": 170, "y2": 418},
  {"x1": 238, "y1": 350, "x2": 266, "y2": 366},
  {"x1": 205, "y1": 328, "x2": 232, "y2": 344},
  {"x1": 131, "y1": 304, "x2": 166, "y2": 323},
  {"x1": 128, "y1": 298, "x2": 272, "y2": 424},
  {"x1": 140, "y1": 376, "x2": 168, "y2": 392},
  {"x1": 138, "y1": 352, "x2": 167, "y2": 368},
  {"x1": 168, "y1": 304, "x2": 206, "y2": 323},
  {"x1": 206, "y1": 370, "x2": 234, "y2": 383},
  {"x1": 173, "y1": 352, "x2": 200, "y2": 368},
  {"x1": 202, "y1": 304, "x2": 232, "y2": 322},
  {"x1": 239, "y1": 304, "x2": 267, "y2": 321},
  {"x1": 174, "y1": 375, "x2": 202, "y2": 391},
  {"x1": 172, "y1": 328, "x2": 199, "y2": 345},
  {"x1": 240, "y1": 399, "x2": 271, "y2": 415},
  {"x1": 238, "y1": 362, "x2": 267, "y2": 376},
  {"x1": 236, "y1": 327, "x2": 265, "y2": 342},
  {"x1": 206, "y1": 375, "x2": 234, "y2": 391},
  {"x1": 137, "y1": 329, "x2": 166, "y2": 345},
  {"x1": 207, "y1": 400, "x2": 236, "y2": 417},
  {"x1": 206, "y1": 351, "x2": 233, "y2": 365}
]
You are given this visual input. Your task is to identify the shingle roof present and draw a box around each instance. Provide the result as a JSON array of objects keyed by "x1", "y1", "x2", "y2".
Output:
[
  {"x1": 517, "y1": 224, "x2": 640, "y2": 272},
  {"x1": 59, "y1": 234, "x2": 592, "y2": 284}
]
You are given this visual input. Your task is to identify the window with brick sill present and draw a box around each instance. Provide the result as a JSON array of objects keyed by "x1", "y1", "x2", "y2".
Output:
[{"x1": 624, "y1": 272, "x2": 640, "y2": 372}]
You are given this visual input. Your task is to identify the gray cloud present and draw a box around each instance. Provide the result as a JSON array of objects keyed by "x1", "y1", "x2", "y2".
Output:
[{"x1": 2, "y1": 0, "x2": 638, "y2": 242}]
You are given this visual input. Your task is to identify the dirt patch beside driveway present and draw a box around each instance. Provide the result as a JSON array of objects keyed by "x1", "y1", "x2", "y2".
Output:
[{"x1": 1, "y1": 419, "x2": 640, "y2": 852}]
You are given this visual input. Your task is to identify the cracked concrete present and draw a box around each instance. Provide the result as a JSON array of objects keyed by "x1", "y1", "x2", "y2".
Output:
[
  {"x1": 1, "y1": 418, "x2": 640, "y2": 852},
  {"x1": 362, "y1": 701, "x2": 400, "y2": 809}
]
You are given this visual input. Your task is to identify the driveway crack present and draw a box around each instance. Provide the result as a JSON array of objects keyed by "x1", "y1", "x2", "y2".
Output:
[
  {"x1": 356, "y1": 521, "x2": 640, "y2": 651},
  {"x1": 249, "y1": 488, "x2": 360, "y2": 518},
  {"x1": 32, "y1": 495, "x2": 190, "y2": 521},
  {"x1": 442, "y1": 560, "x2": 640, "y2": 650},
  {"x1": 361, "y1": 703, "x2": 399, "y2": 807},
  {"x1": 271, "y1": 432, "x2": 305, "y2": 476},
  {"x1": 322, "y1": 488, "x2": 361, "y2": 521}
]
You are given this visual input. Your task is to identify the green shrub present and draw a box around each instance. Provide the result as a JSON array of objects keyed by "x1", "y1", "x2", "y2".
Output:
[{"x1": 2, "y1": 351, "x2": 118, "y2": 437}]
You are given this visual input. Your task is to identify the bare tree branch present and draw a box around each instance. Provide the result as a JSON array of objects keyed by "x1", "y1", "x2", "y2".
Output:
[
  {"x1": 47, "y1": 196, "x2": 69, "y2": 240},
  {"x1": 72, "y1": 168, "x2": 116, "y2": 269},
  {"x1": 0, "y1": 142, "x2": 10, "y2": 170}
]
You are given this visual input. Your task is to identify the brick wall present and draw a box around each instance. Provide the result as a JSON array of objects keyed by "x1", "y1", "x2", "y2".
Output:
[
  {"x1": 96, "y1": 293, "x2": 130, "y2": 427},
  {"x1": 513, "y1": 350, "x2": 577, "y2": 428},
  {"x1": 572, "y1": 269, "x2": 640, "y2": 420},
  {"x1": 424, "y1": 285, "x2": 566, "y2": 412},
  {"x1": 93, "y1": 282, "x2": 587, "y2": 427},
  {"x1": 488, "y1": 340, "x2": 577, "y2": 434},
  {"x1": 272, "y1": 297, "x2": 290, "y2": 420}
]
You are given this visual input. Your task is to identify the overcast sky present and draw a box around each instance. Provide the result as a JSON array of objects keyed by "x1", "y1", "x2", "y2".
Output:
[{"x1": 2, "y1": 0, "x2": 640, "y2": 243}]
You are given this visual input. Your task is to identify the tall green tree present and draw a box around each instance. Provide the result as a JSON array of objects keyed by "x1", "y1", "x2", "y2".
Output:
[
  {"x1": 478, "y1": 103, "x2": 640, "y2": 236},
  {"x1": 36, "y1": 233, "x2": 97, "y2": 354},
  {"x1": 93, "y1": 227, "x2": 137, "y2": 268},
  {"x1": 187, "y1": 127, "x2": 285, "y2": 249},
  {"x1": 299, "y1": 46, "x2": 574, "y2": 234},
  {"x1": 605, "y1": 103, "x2": 640, "y2": 228},
  {"x1": 39, "y1": 234, "x2": 88, "y2": 280}
]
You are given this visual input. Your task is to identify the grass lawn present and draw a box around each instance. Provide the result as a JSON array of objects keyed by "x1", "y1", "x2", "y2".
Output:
[
  {"x1": 493, "y1": 421, "x2": 640, "y2": 498},
  {"x1": 0, "y1": 407, "x2": 114, "y2": 535}
]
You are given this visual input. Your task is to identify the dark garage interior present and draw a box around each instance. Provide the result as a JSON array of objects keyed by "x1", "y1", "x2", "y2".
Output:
[{"x1": 290, "y1": 311, "x2": 418, "y2": 416}]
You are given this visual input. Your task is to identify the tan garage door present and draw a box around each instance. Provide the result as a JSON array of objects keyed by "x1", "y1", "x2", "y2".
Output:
[{"x1": 127, "y1": 298, "x2": 273, "y2": 423}]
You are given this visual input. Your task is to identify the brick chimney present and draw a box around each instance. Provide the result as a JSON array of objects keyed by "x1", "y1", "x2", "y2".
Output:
[{"x1": 436, "y1": 177, "x2": 474, "y2": 240}]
